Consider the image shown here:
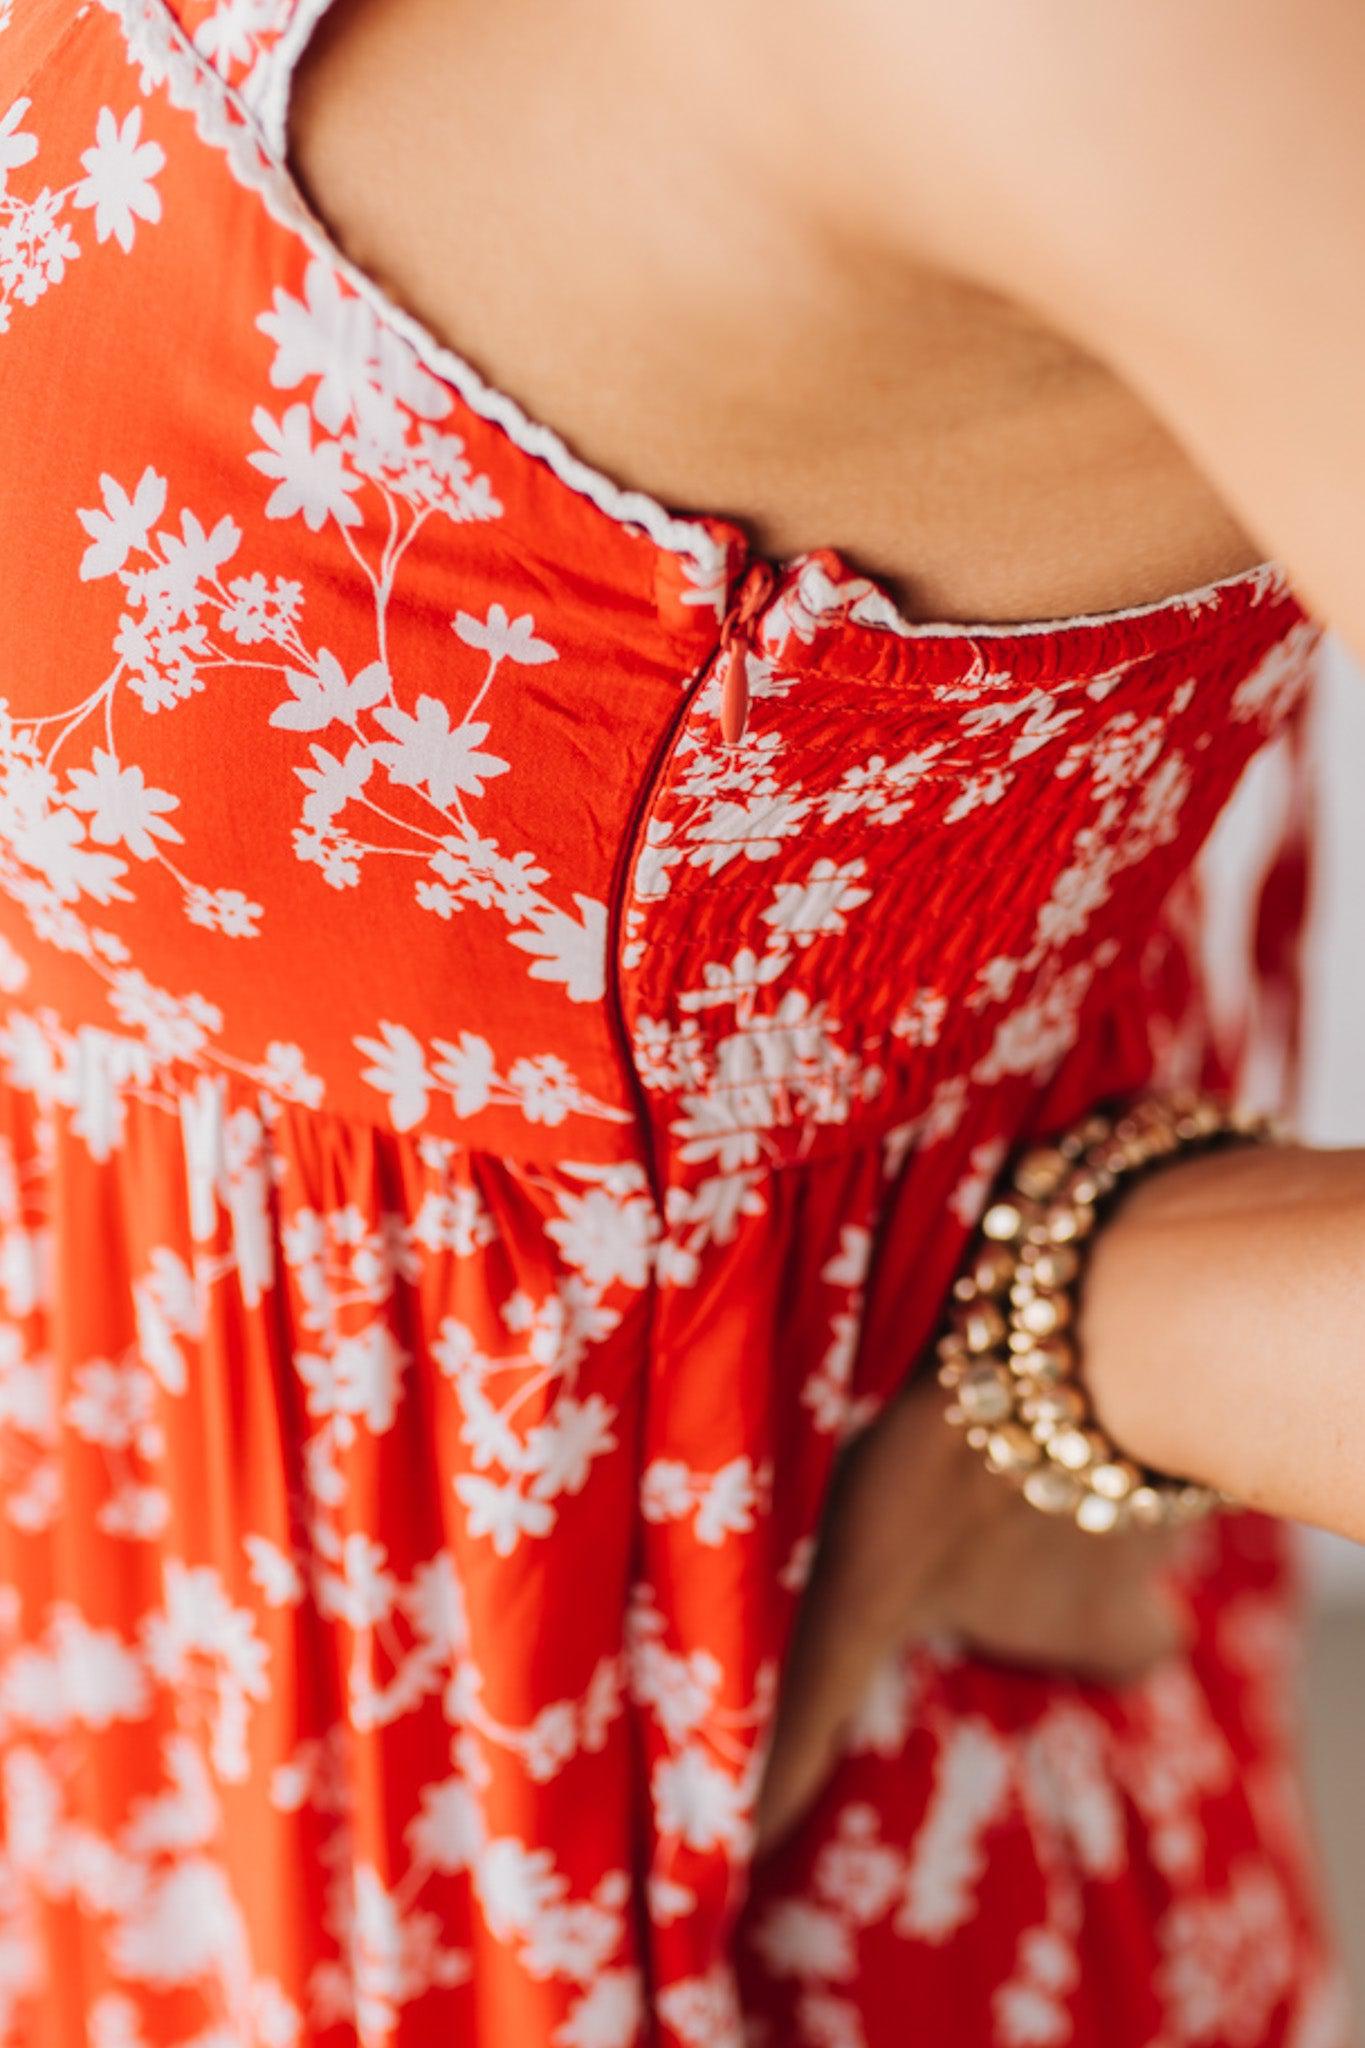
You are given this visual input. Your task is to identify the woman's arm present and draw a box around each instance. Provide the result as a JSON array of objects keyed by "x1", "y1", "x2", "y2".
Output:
[
  {"x1": 1082, "y1": 1141, "x2": 1365, "y2": 1543},
  {"x1": 769, "y1": 0, "x2": 1365, "y2": 663},
  {"x1": 755, "y1": 1141, "x2": 1365, "y2": 1851},
  {"x1": 750, "y1": 0, "x2": 1365, "y2": 1849},
  {"x1": 752, "y1": 0, "x2": 1365, "y2": 1534}
]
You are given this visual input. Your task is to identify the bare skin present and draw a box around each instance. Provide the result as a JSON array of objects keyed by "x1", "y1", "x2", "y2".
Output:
[
  {"x1": 758, "y1": 1144, "x2": 1365, "y2": 1850},
  {"x1": 286, "y1": 0, "x2": 1365, "y2": 1853},
  {"x1": 285, "y1": 0, "x2": 1264, "y2": 627}
]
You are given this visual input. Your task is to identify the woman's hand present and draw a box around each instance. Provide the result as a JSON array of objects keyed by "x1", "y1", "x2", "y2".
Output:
[
  {"x1": 756, "y1": 1138, "x2": 1365, "y2": 1855},
  {"x1": 754, "y1": 1362, "x2": 1192, "y2": 1855}
]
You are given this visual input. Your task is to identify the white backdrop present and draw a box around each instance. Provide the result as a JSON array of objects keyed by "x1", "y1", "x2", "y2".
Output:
[
  {"x1": 1302, "y1": 641, "x2": 1365, "y2": 1143},
  {"x1": 1285, "y1": 640, "x2": 1364, "y2": 1596},
  {"x1": 1188, "y1": 637, "x2": 1364, "y2": 1596}
]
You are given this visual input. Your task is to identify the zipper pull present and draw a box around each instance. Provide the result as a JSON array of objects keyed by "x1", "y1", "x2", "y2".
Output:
[{"x1": 716, "y1": 558, "x2": 777, "y2": 747}]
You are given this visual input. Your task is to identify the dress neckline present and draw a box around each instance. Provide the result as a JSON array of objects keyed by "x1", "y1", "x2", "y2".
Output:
[{"x1": 116, "y1": 0, "x2": 1288, "y2": 646}]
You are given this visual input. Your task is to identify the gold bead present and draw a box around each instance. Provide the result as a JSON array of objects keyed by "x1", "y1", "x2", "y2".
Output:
[
  {"x1": 1019, "y1": 1385, "x2": 1087, "y2": 1427},
  {"x1": 1047, "y1": 1425, "x2": 1107, "y2": 1473},
  {"x1": 1015, "y1": 1292, "x2": 1071, "y2": 1338},
  {"x1": 1089, "y1": 1458, "x2": 1141, "y2": 1501},
  {"x1": 985, "y1": 1424, "x2": 1043, "y2": 1474},
  {"x1": 1022, "y1": 1244, "x2": 1080, "y2": 1290},
  {"x1": 1022, "y1": 1466, "x2": 1083, "y2": 1515},
  {"x1": 1082, "y1": 1147, "x2": 1126, "y2": 1186},
  {"x1": 982, "y1": 1199, "x2": 1031, "y2": 1243},
  {"x1": 958, "y1": 1301, "x2": 1007, "y2": 1353},
  {"x1": 972, "y1": 1243, "x2": 1019, "y2": 1294},
  {"x1": 957, "y1": 1366, "x2": 1015, "y2": 1425},
  {"x1": 1044, "y1": 1201, "x2": 1093, "y2": 1244},
  {"x1": 1014, "y1": 1146, "x2": 1070, "y2": 1200},
  {"x1": 1075, "y1": 1491, "x2": 1125, "y2": 1535},
  {"x1": 1009, "y1": 1337, "x2": 1076, "y2": 1384}
]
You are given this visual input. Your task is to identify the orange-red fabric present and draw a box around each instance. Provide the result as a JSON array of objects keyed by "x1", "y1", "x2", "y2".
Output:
[{"x1": 0, "y1": 3, "x2": 1349, "y2": 2042}]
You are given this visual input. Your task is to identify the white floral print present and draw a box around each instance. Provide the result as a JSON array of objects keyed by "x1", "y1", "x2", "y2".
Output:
[{"x1": 0, "y1": 2, "x2": 1344, "y2": 2044}]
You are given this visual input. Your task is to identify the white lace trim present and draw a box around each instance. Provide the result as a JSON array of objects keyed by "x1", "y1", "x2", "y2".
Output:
[
  {"x1": 815, "y1": 555, "x2": 1290, "y2": 643},
  {"x1": 97, "y1": 0, "x2": 731, "y2": 574},
  {"x1": 97, "y1": 0, "x2": 1288, "y2": 639},
  {"x1": 250, "y1": 0, "x2": 330, "y2": 161}
]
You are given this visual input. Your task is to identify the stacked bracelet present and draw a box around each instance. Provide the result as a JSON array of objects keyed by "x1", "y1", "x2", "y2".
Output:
[{"x1": 935, "y1": 1090, "x2": 1276, "y2": 1535}]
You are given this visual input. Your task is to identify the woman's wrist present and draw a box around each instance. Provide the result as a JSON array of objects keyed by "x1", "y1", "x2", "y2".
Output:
[
  {"x1": 939, "y1": 1095, "x2": 1266, "y2": 1531},
  {"x1": 1078, "y1": 1139, "x2": 1365, "y2": 1537}
]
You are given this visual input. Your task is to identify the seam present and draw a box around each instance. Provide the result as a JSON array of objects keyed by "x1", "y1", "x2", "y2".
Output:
[
  {"x1": 0, "y1": 1006, "x2": 639, "y2": 1169},
  {"x1": 604, "y1": 608, "x2": 755, "y2": 2047},
  {"x1": 604, "y1": 646, "x2": 736, "y2": 1219}
]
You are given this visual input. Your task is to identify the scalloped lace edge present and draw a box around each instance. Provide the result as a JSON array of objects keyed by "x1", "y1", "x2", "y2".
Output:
[
  {"x1": 97, "y1": 0, "x2": 1289, "y2": 642},
  {"x1": 97, "y1": 0, "x2": 731, "y2": 573}
]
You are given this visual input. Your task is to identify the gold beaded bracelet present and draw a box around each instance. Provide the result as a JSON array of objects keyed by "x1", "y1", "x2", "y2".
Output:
[{"x1": 935, "y1": 1090, "x2": 1277, "y2": 1534}]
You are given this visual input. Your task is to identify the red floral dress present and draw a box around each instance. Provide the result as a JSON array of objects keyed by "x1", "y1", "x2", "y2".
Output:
[{"x1": 0, "y1": 2, "x2": 1350, "y2": 2043}]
